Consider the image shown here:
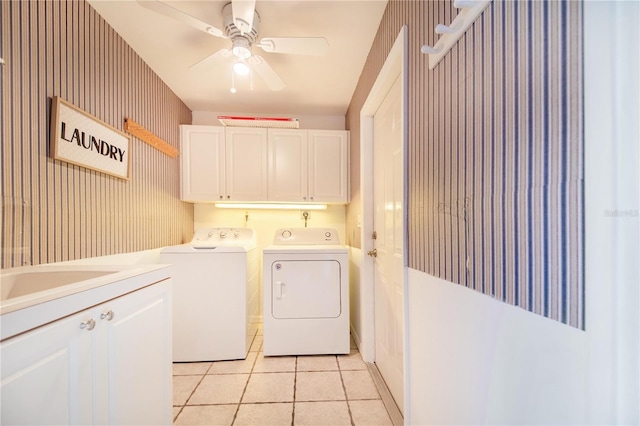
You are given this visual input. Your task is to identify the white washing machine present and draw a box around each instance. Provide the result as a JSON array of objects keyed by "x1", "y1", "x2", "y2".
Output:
[
  {"x1": 262, "y1": 228, "x2": 350, "y2": 356},
  {"x1": 160, "y1": 228, "x2": 259, "y2": 362}
]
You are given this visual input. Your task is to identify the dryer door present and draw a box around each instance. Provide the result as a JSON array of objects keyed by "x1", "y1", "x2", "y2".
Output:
[{"x1": 271, "y1": 260, "x2": 341, "y2": 319}]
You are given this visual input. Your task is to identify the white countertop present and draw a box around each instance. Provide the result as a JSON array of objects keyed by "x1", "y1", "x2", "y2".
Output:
[{"x1": 0, "y1": 263, "x2": 172, "y2": 341}]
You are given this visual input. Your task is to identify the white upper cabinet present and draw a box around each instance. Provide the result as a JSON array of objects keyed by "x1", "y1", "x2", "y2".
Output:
[
  {"x1": 180, "y1": 125, "x2": 225, "y2": 202},
  {"x1": 308, "y1": 130, "x2": 349, "y2": 203},
  {"x1": 268, "y1": 129, "x2": 349, "y2": 203},
  {"x1": 180, "y1": 126, "x2": 268, "y2": 202},
  {"x1": 225, "y1": 127, "x2": 269, "y2": 201},
  {"x1": 181, "y1": 125, "x2": 348, "y2": 204},
  {"x1": 268, "y1": 129, "x2": 309, "y2": 202}
]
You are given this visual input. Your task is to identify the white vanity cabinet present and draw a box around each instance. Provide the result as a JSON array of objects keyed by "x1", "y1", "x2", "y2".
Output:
[
  {"x1": 268, "y1": 129, "x2": 349, "y2": 203},
  {"x1": 0, "y1": 279, "x2": 172, "y2": 425},
  {"x1": 180, "y1": 125, "x2": 268, "y2": 202}
]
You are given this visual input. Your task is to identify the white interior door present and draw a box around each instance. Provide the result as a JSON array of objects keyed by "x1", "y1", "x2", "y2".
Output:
[{"x1": 372, "y1": 74, "x2": 404, "y2": 412}]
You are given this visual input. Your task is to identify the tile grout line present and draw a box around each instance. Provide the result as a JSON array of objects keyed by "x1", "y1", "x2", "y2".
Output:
[
  {"x1": 230, "y1": 331, "x2": 261, "y2": 425},
  {"x1": 291, "y1": 356, "x2": 298, "y2": 426},
  {"x1": 175, "y1": 368, "x2": 210, "y2": 421},
  {"x1": 337, "y1": 353, "x2": 357, "y2": 426}
]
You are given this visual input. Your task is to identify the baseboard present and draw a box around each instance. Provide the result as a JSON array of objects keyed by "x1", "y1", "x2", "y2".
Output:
[{"x1": 366, "y1": 362, "x2": 404, "y2": 426}]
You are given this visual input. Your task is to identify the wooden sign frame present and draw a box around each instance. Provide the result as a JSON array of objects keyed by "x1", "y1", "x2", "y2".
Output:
[{"x1": 50, "y1": 96, "x2": 131, "y2": 180}]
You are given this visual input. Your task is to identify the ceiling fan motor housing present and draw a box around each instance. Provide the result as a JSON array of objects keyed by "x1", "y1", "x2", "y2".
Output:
[{"x1": 223, "y1": 2, "x2": 260, "y2": 60}]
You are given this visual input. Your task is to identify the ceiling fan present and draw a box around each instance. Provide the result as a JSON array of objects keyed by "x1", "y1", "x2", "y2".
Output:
[{"x1": 138, "y1": 0, "x2": 330, "y2": 91}]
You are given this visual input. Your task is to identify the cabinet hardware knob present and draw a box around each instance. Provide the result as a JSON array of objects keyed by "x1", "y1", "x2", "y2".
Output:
[
  {"x1": 303, "y1": 196, "x2": 307, "y2": 200},
  {"x1": 219, "y1": 195, "x2": 223, "y2": 199},
  {"x1": 80, "y1": 319, "x2": 96, "y2": 331},
  {"x1": 310, "y1": 196, "x2": 314, "y2": 200},
  {"x1": 100, "y1": 310, "x2": 115, "y2": 321},
  {"x1": 227, "y1": 195, "x2": 230, "y2": 199}
]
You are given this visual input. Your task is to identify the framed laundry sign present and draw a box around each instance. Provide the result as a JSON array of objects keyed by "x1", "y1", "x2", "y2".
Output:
[{"x1": 50, "y1": 96, "x2": 131, "y2": 179}]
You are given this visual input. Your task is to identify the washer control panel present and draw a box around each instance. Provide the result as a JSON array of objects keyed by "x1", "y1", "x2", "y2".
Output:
[
  {"x1": 191, "y1": 228, "x2": 255, "y2": 245},
  {"x1": 273, "y1": 228, "x2": 341, "y2": 245}
]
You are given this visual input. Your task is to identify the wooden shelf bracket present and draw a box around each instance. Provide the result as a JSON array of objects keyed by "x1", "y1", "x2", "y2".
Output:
[{"x1": 124, "y1": 118, "x2": 180, "y2": 158}]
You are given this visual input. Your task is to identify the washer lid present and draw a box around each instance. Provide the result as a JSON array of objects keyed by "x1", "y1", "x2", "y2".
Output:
[{"x1": 161, "y1": 244, "x2": 250, "y2": 253}]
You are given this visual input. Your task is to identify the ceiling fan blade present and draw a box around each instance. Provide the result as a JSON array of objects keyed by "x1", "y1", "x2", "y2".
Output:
[
  {"x1": 257, "y1": 37, "x2": 329, "y2": 56},
  {"x1": 190, "y1": 49, "x2": 233, "y2": 69},
  {"x1": 232, "y1": 0, "x2": 256, "y2": 34},
  {"x1": 137, "y1": 0, "x2": 225, "y2": 38},
  {"x1": 248, "y1": 56, "x2": 286, "y2": 91}
]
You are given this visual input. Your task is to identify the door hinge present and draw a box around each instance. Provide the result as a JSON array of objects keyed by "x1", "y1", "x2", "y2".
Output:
[{"x1": 372, "y1": 231, "x2": 377, "y2": 240}]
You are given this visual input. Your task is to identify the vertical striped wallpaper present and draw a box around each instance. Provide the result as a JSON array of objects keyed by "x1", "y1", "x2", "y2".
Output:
[
  {"x1": 346, "y1": 0, "x2": 584, "y2": 329},
  {"x1": 1, "y1": 0, "x2": 193, "y2": 269}
]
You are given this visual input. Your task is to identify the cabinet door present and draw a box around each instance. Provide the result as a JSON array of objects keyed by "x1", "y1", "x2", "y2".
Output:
[
  {"x1": 225, "y1": 127, "x2": 268, "y2": 201},
  {"x1": 267, "y1": 129, "x2": 309, "y2": 202},
  {"x1": 180, "y1": 125, "x2": 225, "y2": 202},
  {"x1": 94, "y1": 280, "x2": 172, "y2": 425},
  {"x1": 0, "y1": 310, "x2": 93, "y2": 425},
  {"x1": 308, "y1": 130, "x2": 349, "y2": 203}
]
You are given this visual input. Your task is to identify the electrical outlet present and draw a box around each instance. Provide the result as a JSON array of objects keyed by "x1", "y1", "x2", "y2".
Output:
[{"x1": 300, "y1": 210, "x2": 310, "y2": 220}]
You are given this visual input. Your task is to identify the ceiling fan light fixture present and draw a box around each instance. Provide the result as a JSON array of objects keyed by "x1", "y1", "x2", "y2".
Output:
[
  {"x1": 231, "y1": 38, "x2": 252, "y2": 60},
  {"x1": 233, "y1": 61, "x2": 250, "y2": 76},
  {"x1": 232, "y1": 45, "x2": 251, "y2": 59}
]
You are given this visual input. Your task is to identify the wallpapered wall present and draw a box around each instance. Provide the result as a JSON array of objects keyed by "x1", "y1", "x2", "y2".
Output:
[
  {"x1": 1, "y1": 0, "x2": 193, "y2": 268},
  {"x1": 346, "y1": 0, "x2": 584, "y2": 329}
]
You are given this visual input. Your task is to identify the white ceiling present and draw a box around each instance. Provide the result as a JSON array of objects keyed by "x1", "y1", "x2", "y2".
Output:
[{"x1": 88, "y1": 0, "x2": 388, "y2": 117}]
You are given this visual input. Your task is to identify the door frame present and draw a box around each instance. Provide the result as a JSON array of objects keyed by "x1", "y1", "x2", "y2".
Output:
[{"x1": 358, "y1": 24, "x2": 409, "y2": 406}]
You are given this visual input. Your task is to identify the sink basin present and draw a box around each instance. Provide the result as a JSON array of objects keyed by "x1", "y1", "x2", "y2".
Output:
[
  {"x1": 0, "y1": 264, "x2": 163, "y2": 317},
  {"x1": 1, "y1": 270, "x2": 117, "y2": 301}
]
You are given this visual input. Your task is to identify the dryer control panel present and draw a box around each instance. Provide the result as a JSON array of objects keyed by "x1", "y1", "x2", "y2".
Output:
[{"x1": 273, "y1": 228, "x2": 341, "y2": 245}]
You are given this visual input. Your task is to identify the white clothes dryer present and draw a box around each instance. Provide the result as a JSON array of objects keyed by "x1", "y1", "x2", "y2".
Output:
[
  {"x1": 262, "y1": 228, "x2": 349, "y2": 356},
  {"x1": 160, "y1": 228, "x2": 259, "y2": 362}
]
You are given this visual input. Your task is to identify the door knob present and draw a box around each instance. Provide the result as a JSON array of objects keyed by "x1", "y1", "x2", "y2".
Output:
[{"x1": 367, "y1": 248, "x2": 377, "y2": 258}]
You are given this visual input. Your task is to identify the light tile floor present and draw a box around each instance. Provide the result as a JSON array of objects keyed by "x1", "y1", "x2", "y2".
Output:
[{"x1": 172, "y1": 327, "x2": 395, "y2": 426}]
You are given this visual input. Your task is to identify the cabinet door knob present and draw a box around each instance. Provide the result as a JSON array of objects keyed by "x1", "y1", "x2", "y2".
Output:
[
  {"x1": 303, "y1": 196, "x2": 307, "y2": 200},
  {"x1": 227, "y1": 195, "x2": 230, "y2": 199},
  {"x1": 100, "y1": 310, "x2": 115, "y2": 321},
  {"x1": 80, "y1": 319, "x2": 96, "y2": 331},
  {"x1": 219, "y1": 195, "x2": 223, "y2": 199},
  {"x1": 310, "y1": 196, "x2": 314, "y2": 200}
]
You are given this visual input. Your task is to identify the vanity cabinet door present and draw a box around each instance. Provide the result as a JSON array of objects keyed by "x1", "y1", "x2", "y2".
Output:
[
  {"x1": 0, "y1": 310, "x2": 94, "y2": 425},
  {"x1": 94, "y1": 280, "x2": 172, "y2": 425}
]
